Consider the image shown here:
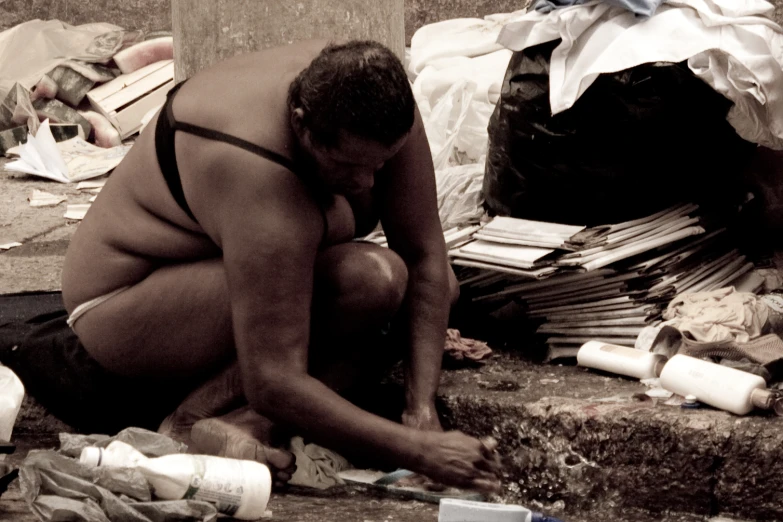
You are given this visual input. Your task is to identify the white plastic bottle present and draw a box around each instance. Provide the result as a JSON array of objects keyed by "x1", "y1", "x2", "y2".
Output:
[
  {"x1": 577, "y1": 341, "x2": 667, "y2": 380},
  {"x1": 80, "y1": 440, "x2": 148, "y2": 468},
  {"x1": 659, "y1": 354, "x2": 778, "y2": 415},
  {"x1": 0, "y1": 365, "x2": 25, "y2": 450},
  {"x1": 80, "y1": 440, "x2": 272, "y2": 519}
]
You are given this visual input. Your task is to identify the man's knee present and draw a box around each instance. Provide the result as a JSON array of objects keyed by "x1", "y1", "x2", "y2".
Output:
[
  {"x1": 317, "y1": 244, "x2": 409, "y2": 316},
  {"x1": 354, "y1": 248, "x2": 409, "y2": 314}
]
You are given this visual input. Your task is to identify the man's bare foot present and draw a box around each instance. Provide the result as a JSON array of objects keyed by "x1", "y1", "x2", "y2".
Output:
[
  {"x1": 190, "y1": 405, "x2": 296, "y2": 488},
  {"x1": 158, "y1": 364, "x2": 245, "y2": 447}
]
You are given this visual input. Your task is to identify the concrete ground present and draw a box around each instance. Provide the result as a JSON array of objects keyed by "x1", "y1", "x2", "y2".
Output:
[
  {"x1": 0, "y1": 158, "x2": 90, "y2": 294},
  {"x1": 0, "y1": 158, "x2": 778, "y2": 522}
]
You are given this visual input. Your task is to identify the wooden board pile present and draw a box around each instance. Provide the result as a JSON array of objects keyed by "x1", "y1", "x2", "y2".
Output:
[{"x1": 450, "y1": 203, "x2": 756, "y2": 361}]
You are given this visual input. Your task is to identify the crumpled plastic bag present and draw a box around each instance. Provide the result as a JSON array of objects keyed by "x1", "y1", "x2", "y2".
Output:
[
  {"x1": 663, "y1": 287, "x2": 769, "y2": 344},
  {"x1": 19, "y1": 427, "x2": 218, "y2": 522},
  {"x1": 435, "y1": 161, "x2": 486, "y2": 228},
  {"x1": 410, "y1": 15, "x2": 514, "y2": 170},
  {"x1": 59, "y1": 427, "x2": 187, "y2": 459},
  {"x1": 413, "y1": 51, "x2": 512, "y2": 170}
]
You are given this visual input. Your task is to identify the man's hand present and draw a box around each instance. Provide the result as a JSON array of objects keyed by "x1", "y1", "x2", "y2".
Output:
[
  {"x1": 416, "y1": 432, "x2": 503, "y2": 493},
  {"x1": 402, "y1": 404, "x2": 443, "y2": 432}
]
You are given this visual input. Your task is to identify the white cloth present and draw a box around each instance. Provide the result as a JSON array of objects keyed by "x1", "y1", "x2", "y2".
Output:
[
  {"x1": 498, "y1": 0, "x2": 783, "y2": 149},
  {"x1": 288, "y1": 437, "x2": 351, "y2": 490},
  {"x1": 662, "y1": 287, "x2": 769, "y2": 343},
  {"x1": 408, "y1": 13, "x2": 521, "y2": 77}
]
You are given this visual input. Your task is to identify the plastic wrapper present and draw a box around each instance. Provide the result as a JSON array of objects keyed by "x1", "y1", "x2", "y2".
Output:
[
  {"x1": 0, "y1": 84, "x2": 39, "y2": 135},
  {"x1": 436, "y1": 162, "x2": 486, "y2": 228},
  {"x1": 19, "y1": 428, "x2": 218, "y2": 522},
  {"x1": 483, "y1": 41, "x2": 756, "y2": 226}
]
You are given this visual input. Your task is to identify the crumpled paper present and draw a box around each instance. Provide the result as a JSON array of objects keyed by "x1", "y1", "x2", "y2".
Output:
[{"x1": 20, "y1": 427, "x2": 218, "y2": 522}]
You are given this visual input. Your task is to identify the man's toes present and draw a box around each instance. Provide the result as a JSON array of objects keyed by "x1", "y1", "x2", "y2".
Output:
[{"x1": 263, "y1": 446, "x2": 296, "y2": 472}]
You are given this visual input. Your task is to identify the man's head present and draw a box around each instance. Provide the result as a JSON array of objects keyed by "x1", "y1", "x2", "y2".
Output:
[{"x1": 289, "y1": 41, "x2": 415, "y2": 195}]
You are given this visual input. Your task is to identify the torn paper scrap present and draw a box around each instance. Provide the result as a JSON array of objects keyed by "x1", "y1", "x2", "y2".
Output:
[
  {"x1": 0, "y1": 242, "x2": 22, "y2": 250},
  {"x1": 3, "y1": 120, "x2": 130, "y2": 182},
  {"x1": 89, "y1": 195, "x2": 97, "y2": 202},
  {"x1": 76, "y1": 179, "x2": 107, "y2": 192},
  {"x1": 64, "y1": 203, "x2": 91, "y2": 221},
  {"x1": 29, "y1": 189, "x2": 67, "y2": 207}
]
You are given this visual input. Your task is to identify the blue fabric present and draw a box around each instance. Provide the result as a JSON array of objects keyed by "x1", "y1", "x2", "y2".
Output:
[{"x1": 533, "y1": 0, "x2": 663, "y2": 17}]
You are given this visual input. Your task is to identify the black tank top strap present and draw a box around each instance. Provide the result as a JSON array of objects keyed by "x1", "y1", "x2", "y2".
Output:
[{"x1": 154, "y1": 81, "x2": 330, "y2": 245}]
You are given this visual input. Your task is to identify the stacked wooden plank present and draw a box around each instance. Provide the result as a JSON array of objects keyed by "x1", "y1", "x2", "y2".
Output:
[{"x1": 451, "y1": 204, "x2": 754, "y2": 361}]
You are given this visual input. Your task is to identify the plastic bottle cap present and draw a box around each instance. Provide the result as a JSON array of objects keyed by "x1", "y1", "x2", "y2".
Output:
[
  {"x1": 80, "y1": 447, "x2": 103, "y2": 467},
  {"x1": 750, "y1": 388, "x2": 774, "y2": 410},
  {"x1": 685, "y1": 395, "x2": 698, "y2": 404}
]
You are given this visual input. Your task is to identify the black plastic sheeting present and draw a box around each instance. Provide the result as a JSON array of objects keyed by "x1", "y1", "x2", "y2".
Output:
[{"x1": 484, "y1": 40, "x2": 756, "y2": 226}]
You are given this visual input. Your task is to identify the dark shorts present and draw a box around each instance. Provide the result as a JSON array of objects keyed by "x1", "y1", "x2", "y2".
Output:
[{"x1": 0, "y1": 309, "x2": 194, "y2": 435}]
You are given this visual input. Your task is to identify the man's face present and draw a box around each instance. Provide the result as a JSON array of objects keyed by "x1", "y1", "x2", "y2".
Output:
[{"x1": 302, "y1": 129, "x2": 409, "y2": 196}]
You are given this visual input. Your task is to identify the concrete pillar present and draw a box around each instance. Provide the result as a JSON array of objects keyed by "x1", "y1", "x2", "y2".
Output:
[{"x1": 171, "y1": 0, "x2": 405, "y2": 82}]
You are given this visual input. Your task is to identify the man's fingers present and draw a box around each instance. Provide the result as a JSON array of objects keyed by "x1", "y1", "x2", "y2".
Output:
[
  {"x1": 476, "y1": 455, "x2": 503, "y2": 474},
  {"x1": 472, "y1": 478, "x2": 502, "y2": 493},
  {"x1": 480, "y1": 436, "x2": 498, "y2": 457}
]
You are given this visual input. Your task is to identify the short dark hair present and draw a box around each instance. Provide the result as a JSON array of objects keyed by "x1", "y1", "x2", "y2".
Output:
[{"x1": 288, "y1": 41, "x2": 415, "y2": 148}]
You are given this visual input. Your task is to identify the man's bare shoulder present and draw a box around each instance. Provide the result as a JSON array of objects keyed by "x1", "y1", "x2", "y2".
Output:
[{"x1": 176, "y1": 137, "x2": 322, "y2": 248}]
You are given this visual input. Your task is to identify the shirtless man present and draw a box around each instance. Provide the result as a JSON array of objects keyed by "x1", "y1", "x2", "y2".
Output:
[{"x1": 56, "y1": 40, "x2": 501, "y2": 491}]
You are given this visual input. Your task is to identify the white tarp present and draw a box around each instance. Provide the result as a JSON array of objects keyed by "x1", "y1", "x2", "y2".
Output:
[{"x1": 0, "y1": 19, "x2": 125, "y2": 101}]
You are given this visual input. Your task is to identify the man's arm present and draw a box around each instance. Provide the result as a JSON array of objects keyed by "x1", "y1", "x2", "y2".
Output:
[
  {"x1": 186, "y1": 140, "x2": 500, "y2": 491},
  {"x1": 377, "y1": 109, "x2": 451, "y2": 430}
]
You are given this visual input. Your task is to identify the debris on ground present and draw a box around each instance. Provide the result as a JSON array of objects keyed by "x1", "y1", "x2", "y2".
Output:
[
  {"x1": 28, "y1": 190, "x2": 66, "y2": 207},
  {"x1": 444, "y1": 328, "x2": 493, "y2": 365},
  {"x1": 63, "y1": 203, "x2": 91, "y2": 221},
  {"x1": 5, "y1": 120, "x2": 130, "y2": 183}
]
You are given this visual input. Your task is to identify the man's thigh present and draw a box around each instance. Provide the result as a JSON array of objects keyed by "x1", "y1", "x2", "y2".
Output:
[
  {"x1": 72, "y1": 257, "x2": 234, "y2": 379},
  {"x1": 72, "y1": 243, "x2": 409, "y2": 380}
]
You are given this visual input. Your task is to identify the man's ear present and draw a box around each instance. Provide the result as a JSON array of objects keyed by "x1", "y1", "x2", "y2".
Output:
[{"x1": 290, "y1": 108, "x2": 306, "y2": 135}]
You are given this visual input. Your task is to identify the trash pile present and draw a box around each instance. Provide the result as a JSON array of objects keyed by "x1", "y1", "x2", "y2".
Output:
[
  {"x1": 484, "y1": 0, "x2": 783, "y2": 226},
  {"x1": 414, "y1": 0, "x2": 783, "y2": 231},
  {"x1": 407, "y1": 0, "x2": 783, "y2": 376},
  {"x1": 0, "y1": 20, "x2": 175, "y2": 227},
  {"x1": 0, "y1": 19, "x2": 173, "y2": 155}
]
